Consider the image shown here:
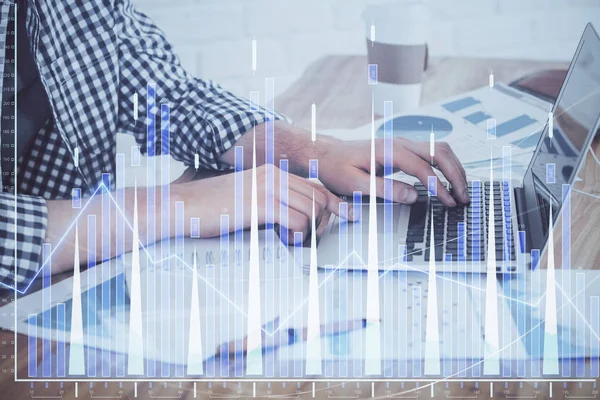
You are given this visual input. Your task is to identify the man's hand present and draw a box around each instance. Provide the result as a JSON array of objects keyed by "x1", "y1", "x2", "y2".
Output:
[
  {"x1": 221, "y1": 121, "x2": 469, "y2": 208},
  {"x1": 317, "y1": 137, "x2": 470, "y2": 207},
  {"x1": 171, "y1": 164, "x2": 346, "y2": 244}
]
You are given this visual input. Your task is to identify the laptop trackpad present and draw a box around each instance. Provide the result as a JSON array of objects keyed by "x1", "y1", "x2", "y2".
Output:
[
  {"x1": 329, "y1": 204, "x2": 402, "y2": 234},
  {"x1": 318, "y1": 204, "x2": 410, "y2": 268}
]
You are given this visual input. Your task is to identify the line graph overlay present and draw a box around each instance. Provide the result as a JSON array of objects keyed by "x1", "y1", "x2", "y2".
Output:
[
  {"x1": 10, "y1": 177, "x2": 597, "y2": 334},
  {"x1": 9, "y1": 136, "x2": 600, "y2": 381}
]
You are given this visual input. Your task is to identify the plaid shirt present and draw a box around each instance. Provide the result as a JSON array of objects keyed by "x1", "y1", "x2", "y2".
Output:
[{"x1": 0, "y1": 0, "x2": 284, "y2": 289}]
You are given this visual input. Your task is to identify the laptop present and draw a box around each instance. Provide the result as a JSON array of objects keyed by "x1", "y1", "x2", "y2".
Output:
[{"x1": 316, "y1": 23, "x2": 600, "y2": 274}]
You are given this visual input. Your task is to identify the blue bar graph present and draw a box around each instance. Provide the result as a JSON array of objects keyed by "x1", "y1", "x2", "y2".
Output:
[
  {"x1": 339, "y1": 202, "x2": 349, "y2": 377},
  {"x1": 562, "y1": 184, "x2": 571, "y2": 378},
  {"x1": 517, "y1": 231, "x2": 526, "y2": 378},
  {"x1": 368, "y1": 64, "x2": 378, "y2": 85},
  {"x1": 220, "y1": 214, "x2": 230, "y2": 377},
  {"x1": 383, "y1": 100, "x2": 393, "y2": 265},
  {"x1": 146, "y1": 82, "x2": 157, "y2": 377},
  {"x1": 265, "y1": 78, "x2": 275, "y2": 378},
  {"x1": 352, "y1": 191, "x2": 363, "y2": 377},
  {"x1": 175, "y1": 201, "x2": 185, "y2": 378},
  {"x1": 383, "y1": 268, "x2": 393, "y2": 378},
  {"x1": 502, "y1": 147, "x2": 511, "y2": 377},
  {"x1": 458, "y1": 271, "x2": 467, "y2": 378},
  {"x1": 413, "y1": 286, "x2": 422, "y2": 378},
  {"x1": 115, "y1": 152, "x2": 126, "y2": 378},
  {"x1": 234, "y1": 146, "x2": 244, "y2": 377},
  {"x1": 325, "y1": 266, "x2": 333, "y2": 378},
  {"x1": 131, "y1": 145, "x2": 141, "y2": 166},
  {"x1": 101, "y1": 173, "x2": 111, "y2": 378},
  {"x1": 280, "y1": 159, "x2": 289, "y2": 377},
  {"x1": 339, "y1": 203, "x2": 348, "y2": 268},
  {"x1": 280, "y1": 160, "x2": 289, "y2": 245},
  {"x1": 442, "y1": 96, "x2": 480, "y2": 113},
  {"x1": 87, "y1": 215, "x2": 97, "y2": 377},
  {"x1": 495, "y1": 115, "x2": 537, "y2": 138},
  {"x1": 383, "y1": 101, "x2": 394, "y2": 378},
  {"x1": 353, "y1": 191, "x2": 363, "y2": 263},
  {"x1": 576, "y1": 273, "x2": 585, "y2": 377},
  {"x1": 293, "y1": 232, "x2": 303, "y2": 378},
  {"x1": 309, "y1": 159, "x2": 318, "y2": 180},
  {"x1": 205, "y1": 263, "x2": 215, "y2": 378},
  {"x1": 160, "y1": 103, "x2": 171, "y2": 378},
  {"x1": 531, "y1": 257, "x2": 542, "y2": 378},
  {"x1": 591, "y1": 296, "x2": 599, "y2": 378},
  {"x1": 464, "y1": 111, "x2": 491, "y2": 124},
  {"x1": 472, "y1": 185, "x2": 482, "y2": 379},
  {"x1": 57, "y1": 303, "x2": 65, "y2": 378},
  {"x1": 546, "y1": 163, "x2": 556, "y2": 184},
  {"x1": 471, "y1": 180, "x2": 482, "y2": 377},
  {"x1": 531, "y1": 249, "x2": 540, "y2": 271},
  {"x1": 28, "y1": 315, "x2": 37, "y2": 378},
  {"x1": 71, "y1": 188, "x2": 81, "y2": 209},
  {"x1": 42, "y1": 243, "x2": 51, "y2": 378},
  {"x1": 443, "y1": 254, "x2": 452, "y2": 377},
  {"x1": 191, "y1": 217, "x2": 200, "y2": 238},
  {"x1": 458, "y1": 222, "x2": 466, "y2": 262},
  {"x1": 398, "y1": 245, "x2": 407, "y2": 378},
  {"x1": 428, "y1": 176, "x2": 437, "y2": 197}
]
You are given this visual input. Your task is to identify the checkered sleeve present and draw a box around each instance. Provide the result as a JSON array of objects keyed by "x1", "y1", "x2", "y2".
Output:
[
  {"x1": 114, "y1": 0, "x2": 291, "y2": 171},
  {"x1": 0, "y1": 193, "x2": 48, "y2": 289}
]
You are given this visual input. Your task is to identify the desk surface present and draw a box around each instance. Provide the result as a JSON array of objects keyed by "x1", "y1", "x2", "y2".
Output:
[{"x1": 1, "y1": 56, "x2": 599, "y2": 399}]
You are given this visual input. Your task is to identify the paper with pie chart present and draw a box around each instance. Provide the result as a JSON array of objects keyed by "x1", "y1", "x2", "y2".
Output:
[{"x1": 323, "y1": 83, "x2": 551, "y2": 176}]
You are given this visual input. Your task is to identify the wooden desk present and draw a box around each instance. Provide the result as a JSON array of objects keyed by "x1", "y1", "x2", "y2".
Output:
[{"x1": 1, "y1": 55, "x2": 598, "y2": 399}]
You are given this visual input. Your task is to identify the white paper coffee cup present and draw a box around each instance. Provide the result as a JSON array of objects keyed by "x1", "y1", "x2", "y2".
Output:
[{"x1": 364, "y1": 1, "x2": 429, "y2": 115}]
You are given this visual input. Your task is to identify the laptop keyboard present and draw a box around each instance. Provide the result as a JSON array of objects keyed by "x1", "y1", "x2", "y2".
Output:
[
  {"x1": 537, "y1": 193, "x2": 551, "y2": 237},
  {"x1": 406, "y1": 181, "x2": 516, "y2": 269}
]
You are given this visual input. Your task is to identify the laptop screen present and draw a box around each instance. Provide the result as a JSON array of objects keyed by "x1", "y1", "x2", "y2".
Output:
[{"x1": 523, "y1": 24, "x2": 600, "y2": 253}]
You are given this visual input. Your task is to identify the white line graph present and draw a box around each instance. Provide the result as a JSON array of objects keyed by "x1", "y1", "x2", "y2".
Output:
[
  {"x1": 8, "y1": 82, "x2": 600, "y2": 380},
  {"x1": 12, "y1": 178, "x2": 600, "y2": 383},
  {"x1": 15, "y1": 272, "x2": 600, "y2": 383},
  {"x1": 8, "y1": 179, "x2": 600, "y2": 341}
]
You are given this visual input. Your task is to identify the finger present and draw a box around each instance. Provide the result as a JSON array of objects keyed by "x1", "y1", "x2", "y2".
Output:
[
  {"x1": 274, "y1": 185, "x2": 331, "y2": 243},
  {"x1": 283, "y1": 208, "x2": 311, "y2": 245},
  {"x1": 267, "y1": 168, "x2": 322, "y2": 221},
  {"x1": 263, "y1": 170, "x2": 328, "y2": 242},
  {"x1": 433, "y1": 142, "x2": 468, "y2": 202},
  {"x1": 287, "y1": 178, "x2": 337, "y2": 230},
  {"x1": 316, "y1": 210, "x2": 333, "y2": 238},
  {"x1": 289, "y1": 174, "x2": 345, "y2": 218},
  {"x1": 349, "y1": 170, "x2": 419, "y2": 204},
  {"x1": 274, "y1": 223, "x2": 292, "y2": 246},
  {"x1": 395, "y1": 149, "x2": 457, "y2": 207},
  {"x1": 401, "y1": 140, "x2": 469, "y2": 203}
]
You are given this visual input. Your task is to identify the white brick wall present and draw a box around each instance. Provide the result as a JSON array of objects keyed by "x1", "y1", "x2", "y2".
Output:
[{"x1": 132, "y1": 0, "x2": 600, "y2": 98}]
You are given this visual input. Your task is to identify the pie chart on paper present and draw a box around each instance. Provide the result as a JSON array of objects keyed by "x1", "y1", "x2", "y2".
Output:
[{"x1": 376, "y1": 115, "x2": 453, "y2": 141}]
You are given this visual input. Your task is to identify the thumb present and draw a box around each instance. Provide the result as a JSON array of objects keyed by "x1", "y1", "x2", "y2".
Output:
[{"x1": 372, "y1": 176, "x2": 419, "y2": 204}]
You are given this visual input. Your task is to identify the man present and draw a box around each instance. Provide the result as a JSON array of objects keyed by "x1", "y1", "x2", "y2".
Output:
[{"x1": 0, "y1": 0, "x2": 469, "y2": 289}]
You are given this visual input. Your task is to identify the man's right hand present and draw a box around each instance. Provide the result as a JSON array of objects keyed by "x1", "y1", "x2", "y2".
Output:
[{"x1": 171, "y1": 164, "x2": 347, "y2": 245}]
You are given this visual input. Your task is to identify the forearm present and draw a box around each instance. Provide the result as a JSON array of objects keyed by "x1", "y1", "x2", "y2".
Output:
[
  {"x1": 45, "y1": 186, "x2": 185, "y2": 274},
  {"x1": 219, "y1": 121, "x2": 338, "y2": 176}
]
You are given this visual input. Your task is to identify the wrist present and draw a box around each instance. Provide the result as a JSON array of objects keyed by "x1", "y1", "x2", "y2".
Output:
[{"x1": 273, "y1": 120, "x2": 338, "y2": 176}]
